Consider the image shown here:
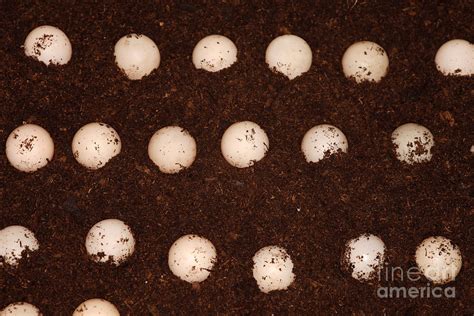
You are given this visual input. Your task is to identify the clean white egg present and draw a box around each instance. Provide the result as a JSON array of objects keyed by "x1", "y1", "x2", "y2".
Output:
[
  {"x1": 435, "y1": 39, "x2": 474, "y2": 76},
  {"x1": 24, "y1": 25, "x2": 72, "y2": 66},
  {"x1": 415, "y1": 236, "x2": 462, "y2": 284},
  {"x1": 0, "y1": 302, "x2": 41, "y2": 316},
  {"x1": 221, "y1": 121, "x2": 269, "y2": 168},
  {"x1": 391, "y1": 123, "x2": 434, "y2": 164},
  {"x1": 265, "y1": 34, "x2": 312, "y2": 80},
  {"x1": 342, "y1": 41, "x2": 389, "y2": 83},
  {"x1": 73, "y1": 299, "x2": 120, "y2": 316},
  {"x1": 192, "y1": 35, "x2": 237, "y2": 72},
  {"x1": 72, "y1": 122, "x2": 122, "y2": 170},
  {"x1": 114, "y1": 33, "x2": 161, "y2": 80},
  {"x1": 301, "y1": 124, "x2": 348, "y2": 163},
  {"x1": 168, "y1": 234, "x2": 217, "y2": 283},
  {"x1": 0, "y1": 226, "x2": 39, "y2": 267},
  {"x1": 85, "y1": 219, "x2": 135, "y2": 265},
  {"x1": 148, "y1": 126, "x2": 197, "y2": 174},
  {"x1": 342, "y1": 234, "x2": 386, "y2": 282},
  {"x1": 252, "y1": 245, "x2": 295, "y2": 293},
  {"x1": 6, "y1": 124, "x2": 54, "y2": 172}
]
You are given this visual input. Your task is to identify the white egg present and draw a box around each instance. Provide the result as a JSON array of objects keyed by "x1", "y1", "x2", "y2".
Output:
[
  {"x1": 342, "y1": 41, "x2": 389, "y2": 83},
  {"x1": 252, "y1": 245, "x2": 295, "y2": 293},
  {"x1": 0, "y1": 226, "x2": 39, "y2": 267},
  {"x1": 85, "y1": 219, "x2": 135, "y2": 266},
  {"x1": 415, "y1": 236, "x2": 462, "y2": 284},
  {"x1": 148, "y1": 126, "x2": 197, "y2": 174},
  {"x1": 391, "y1": 123, "x2": 434, "y2": 164},
  {"x1": 6, "y1": 124, "x2": 54, "y2": 173},
  {"x1": 435, "y1": 39, "x2": 474, "y2": 76},
  {"x1": 221, "y1": 121, "x2": 269, "y2": 168},
  {"x1": 114, "y1": 34, "x2": 160, "y2": 80},
  {"x1": 168, "y1": 234, "x2": 217, "y2": 283},
  {"x1": 265, "y1": 34, "x2": 312, "y2": 80},
  {"x1": 24, "y1": 25, "x2": 72, "y2": 66},
  {"x1": 73, "y1": 299, "x2": 119, "y2": 316},
  {"x1": 72, "y1": 122, "x2": 122, "y2": 170},
  {"x1": 342, "y1": 234, "x2": 386, "y2": 282},
  {"x1": 192, "y1": 35, "x2": 237, "y2": 72},
  {"x1": 301, "y1": 124, "x2": 348, "y2": 163},
  {"x1": 0, "y1": 302, "x2": 41, "y2": 316}
]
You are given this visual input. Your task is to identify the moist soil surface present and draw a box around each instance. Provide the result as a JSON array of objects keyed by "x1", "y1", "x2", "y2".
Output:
[{"x1": 0, "y1": 1, "x2": 473, "y2": 314}]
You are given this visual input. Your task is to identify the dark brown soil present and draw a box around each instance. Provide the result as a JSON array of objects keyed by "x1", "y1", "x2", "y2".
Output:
[{"x1": 0, "y1": 1, "x2": 472, "y2": 314}]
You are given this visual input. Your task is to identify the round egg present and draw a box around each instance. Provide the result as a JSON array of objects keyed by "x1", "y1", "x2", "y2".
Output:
[
  {"x1": 73, "y1": 299, "x2": 119, "y2": 316},
  {"x1": 0, "y1": 302, "x2": 41, "y2": 316},
  {"x1": 0, "y1": 225, "x2": 39, "y2": 267},
  {"x1": 114, "y1": 33, "x2": 160, "y2": 80},
  {"x1": 391, "y1": 123, "x2": 434, "y2": 164},
  {"x1": 168, "y1": 234, "x2": 217, "y2": 283},
  {"x1": 85, "y1": 219, "x2": 135, "y2": 265},
  {"x1": 72, "y1": 122, "x2": 122, "y2": 170},
  {"x1": 221, "y1": 121, "x2": 269, "y2": 168},
  {"x1": 192, "y1": 35, "x2": 237, "y2": 72},
  {"x1": 24, "y1": 25, "x2": 72, "y2": 66},
  {"x1": 252, "y1": 245, "x2": 295, "y2": 293},
  {"x1": 301, "y1": 124, "x2": 348, "y2": 163},
  {"x1": 148, "y1": 126, "x2": 197, "y2": 174},
  {"x1": 341, "y1": 234, "x2": 386, "y2": 282},
  {"x1": 415, "y1": 236, "x2": 462, "y2": 284},
  {"x1": 265, "y1": 34, "x2": 312, "y2": 80},
  {"x1": 435, "y1": 39, "x2": 474, "y2": 76},
  {"x1": 342, "y1": 41, "x2": 389, "y2": 83},
  {"x1": 6, "y1": 124, "x2": 54, "y2": 172}
]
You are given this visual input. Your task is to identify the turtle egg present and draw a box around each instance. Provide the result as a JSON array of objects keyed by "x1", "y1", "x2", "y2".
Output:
[
  {"x1": 192, "y1": 34, "x2": 237, "y2": 72},
  {"x1": 73, "y1": 299, "x2": 119, "y2": 316},
  {"x1": 252, "y1": 245, "x2": 295, "y2": 293},
  {"x1": 148, "y1": 126, "x2": 197, "y2": 174},
  {"x1": 168, "y1": 234, "x2": 217, "y2": 283},
  {"x1": 24, "y1": 25, "x2": 72, "y2": 66},
  {"x1": 6, "y1": 124, "x2": 54, "y2": 172},
  {"x1": 265, "y1": 34, "x2": 312, "y2": 80},
  {"x1": 301, "y1": 124, "x2": 348, "y2": 163},
  {"x1": 435, "y1": 39, "x2": 474, "y2": 76},
  {"x1": 0, "y1": 302, "x2": 41, "y2": 316},
  {"x1": 342, "y1": 41, "x2": 389, "y2": 83},
  {"x1": 0, "y1": 225, "x2": 39, "y2": 266},
  {"x1": 114, "y1": 33, "x2": 160, "y2": 80},
  {"x1": 391, "y1": 123, "x2": 434, "y2": 164},
  {"x1": 72, "y1": 122, "x2": 122, "y2": 170},
  {"x1": 85, "y1": 219, "x2": 135, "y2": 265},
  {"x1": 342, "y1": 234, "x2": 386, "y2": 282},
  {"x1": 415, "y1": 236, "x2": 462, "y2": 284},
  {"x1": 221, "y1": 121, "x2": 269, "y2": 168}
]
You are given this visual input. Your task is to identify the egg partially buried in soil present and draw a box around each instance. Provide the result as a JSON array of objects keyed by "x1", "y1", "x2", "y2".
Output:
[
  {"x1": 435, "y1": 39, "x2": 474, "y2": 76},
  {"x1": 415, "y1": 236, "x2": 462, "y2": 284},
  {"x1": 221, "y1": 121, "x2": 269, "y2": 168},
  {"x1": 192, "y1": 34, "x2": 238, "y2": 72},
  {"x1": 0, "y1": 225, "x2": 39, "y2": 267},
  {"x1": 148, "y1": 126, "x2": 197, "y2": 174},
  {"x1": 168, "y1": 234, "x2": 217, "y2": 283},
  {"x1": 85, "y1": 219, "x2": 135, "y2": 266},
  {"x1": 6, "y1": 123, "x2": 54, "y2": 172},
  {"x1": 0, "y1": 302, "x2": 42, "y2": 316},
  {"x1": 301, "y1": 124, "x2": 348, "y2": 163},
  {"x1": 342, "y1": 41, "x2": 389, "y2": 83},
  {"x1": 341, "y1": 234, "x2": 386, "y2": 282},
  {"x1": 265, "y1": 34, "x2": 312, "y2": 80},
  {"x1": 73, "y1": 298, "x2": 120, "y2": 316},
  {"x1": 72, "y1": 122, "x2": 122, "y2": 170},
  {"x1": 252, "y1": 245, "x2": 295, "y2": 293},
  {"x1": 24, "y1": 25, "x2": 72, "y2": 66},
  {"x1": 391, "y1": 123, "x2": 434, "y2": 164}
]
